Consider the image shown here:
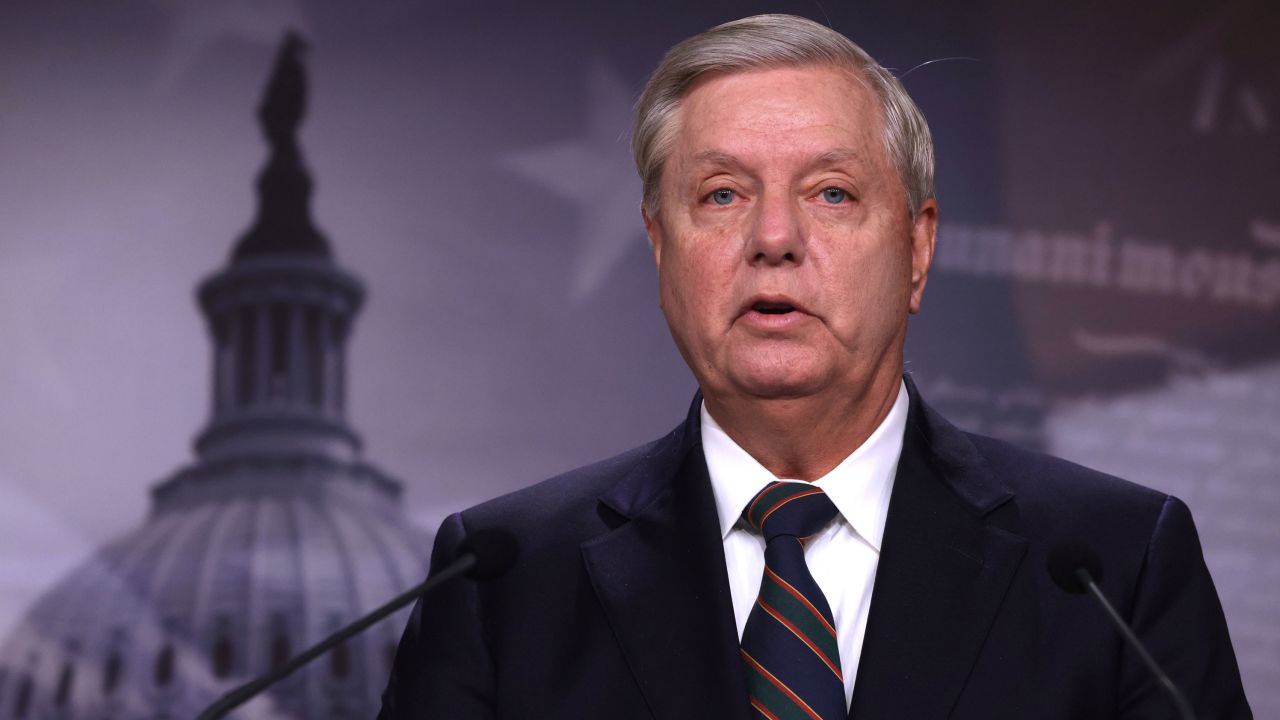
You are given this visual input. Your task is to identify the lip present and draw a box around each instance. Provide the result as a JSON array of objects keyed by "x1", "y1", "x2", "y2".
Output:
[
  {"x1": 737, "y1": 293, "x2": 814, "y2": 330},
  {"x1": 739, "y1": 293, "x2": 810, "y2": 316}
]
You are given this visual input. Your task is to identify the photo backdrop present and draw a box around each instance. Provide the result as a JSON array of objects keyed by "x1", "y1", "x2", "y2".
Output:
[{"x1": 0, "y1": 1, "x2": 1275, "y2": 717}]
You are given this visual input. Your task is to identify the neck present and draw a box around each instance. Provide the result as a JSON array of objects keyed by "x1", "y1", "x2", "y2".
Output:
[{"x1": 703, "y1": 368, "x2": 902, "y2": 481}]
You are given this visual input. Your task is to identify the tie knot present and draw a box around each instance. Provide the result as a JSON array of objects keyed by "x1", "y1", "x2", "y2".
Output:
[{"x1": 743, "y1": 482, "x2": 838, "y2": 542}]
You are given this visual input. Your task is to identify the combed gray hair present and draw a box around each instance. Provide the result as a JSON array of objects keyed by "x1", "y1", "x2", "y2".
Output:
[{"x1": 632, "y1": 14, "x2": 934, "y2": 218}]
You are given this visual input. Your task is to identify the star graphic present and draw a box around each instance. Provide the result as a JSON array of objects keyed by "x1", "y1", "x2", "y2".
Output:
[{"x1": 503, "y1": 62, "x2": 646, "y2": 302}]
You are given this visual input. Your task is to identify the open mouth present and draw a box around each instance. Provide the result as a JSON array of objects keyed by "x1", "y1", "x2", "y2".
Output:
[{"x1": 752, "y1": 301, "x2": 796, "y2": 315}]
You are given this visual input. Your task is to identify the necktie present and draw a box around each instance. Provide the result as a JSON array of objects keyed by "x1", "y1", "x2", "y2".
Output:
[{"x1": 740, "y1": 481, "x2": 844, "y2": 720}]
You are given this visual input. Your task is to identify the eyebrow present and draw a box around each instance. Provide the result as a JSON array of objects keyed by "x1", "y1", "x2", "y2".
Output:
[
  {"x1": 690, "y1": 150, "x2": 746, "y2": 171},
  {"x1": 810, "y1": 148, "x2": 863, "y2": 169}
]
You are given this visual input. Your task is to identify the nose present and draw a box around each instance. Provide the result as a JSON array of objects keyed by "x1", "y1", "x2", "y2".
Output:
[{"x1": 745, "y1": 188, "x2": 806, "y2": 266}]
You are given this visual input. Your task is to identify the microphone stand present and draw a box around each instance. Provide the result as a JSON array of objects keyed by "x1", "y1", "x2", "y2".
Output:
[
  {"x1": 1075, "y1": 567, "x2": 1197, "y2": 720},
  {"x1": 196, "y1": 555, "x2": 476, "y2": 720}
]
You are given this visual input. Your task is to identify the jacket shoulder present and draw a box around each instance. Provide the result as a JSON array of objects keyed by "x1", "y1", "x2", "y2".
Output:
[
  {"x1": 961, "y1": 430, "x2": 1177, "y2": 546},
  {"x1": 966, "y1": 431, "x2": 1163, "y2": 499},
  {"x1": 452, "y1": 425, "x2": 683, "y2": 543}
]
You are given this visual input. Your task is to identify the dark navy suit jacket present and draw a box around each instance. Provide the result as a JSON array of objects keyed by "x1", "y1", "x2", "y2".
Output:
[{"x1": 379, "y1": 376, "x2": 1251, "y2": 719}]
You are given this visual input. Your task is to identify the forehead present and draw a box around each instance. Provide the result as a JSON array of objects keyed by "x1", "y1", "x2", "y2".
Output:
[{"x1": 672, "y1": 64, "x2": 886, "y2": 172}]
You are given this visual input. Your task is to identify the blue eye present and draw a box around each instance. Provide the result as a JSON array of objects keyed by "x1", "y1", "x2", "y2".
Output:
[
  {"x1": 820, "y1": 187, "x2": 847, "y2": 204},
  {"x1": 710, "y1": 188, "x2": 735, "y2": 205}
]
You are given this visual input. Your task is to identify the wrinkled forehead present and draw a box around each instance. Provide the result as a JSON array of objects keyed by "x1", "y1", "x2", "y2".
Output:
[
  {"x1": 667, "y1": 64, "x2": 890, "y2": 176},
  {"x1": 685, "y1": 63, "x2": 876, "y2": 119}
]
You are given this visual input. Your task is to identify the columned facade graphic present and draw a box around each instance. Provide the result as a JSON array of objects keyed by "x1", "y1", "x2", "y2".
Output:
[{"x1": 0, "y1": 34, "x2": 429, "y2": 720}]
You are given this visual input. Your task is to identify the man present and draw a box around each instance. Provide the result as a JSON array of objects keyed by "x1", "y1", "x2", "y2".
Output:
[{"x1": 380, "y1": 15, "x2": 1250, "y2": 719}]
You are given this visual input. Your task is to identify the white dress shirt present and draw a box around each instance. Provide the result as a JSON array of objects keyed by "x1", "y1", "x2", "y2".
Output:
[{"x1": 701, "y1": 381, "x2": 908, "y2": 708}]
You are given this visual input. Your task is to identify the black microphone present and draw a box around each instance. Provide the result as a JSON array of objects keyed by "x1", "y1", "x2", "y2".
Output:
[
  {"x1": 195, "y1": 528, "x2": 518, "y2": 720},
  {"x1": 1046, "y1": 544, "x2": 1196, "y2": 720}
]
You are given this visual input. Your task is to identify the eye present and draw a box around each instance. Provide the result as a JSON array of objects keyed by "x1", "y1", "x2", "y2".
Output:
[
  {"x1": 709, "y1": 188, "x2": 736, "y2": 206},
  {"x1": 820, "y1": 187, "x2": 848, "y2": 204}
]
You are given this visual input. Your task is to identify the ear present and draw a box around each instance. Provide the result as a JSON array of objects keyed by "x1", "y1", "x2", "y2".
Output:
[
  {"x1": 907, "y1": 198, "x2": 937, "y2": 314},
  {"x1": 642, "y1": 204, "x2": 664, "y2": 268}
]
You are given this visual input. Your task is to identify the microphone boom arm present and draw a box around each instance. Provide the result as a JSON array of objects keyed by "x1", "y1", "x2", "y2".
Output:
[
  {"x1": 1076, "y1": 567, "x2": 1197, "y2": 720},
  {"x1": 195, "y1": 554, "x2": 477, "y2": 720}
]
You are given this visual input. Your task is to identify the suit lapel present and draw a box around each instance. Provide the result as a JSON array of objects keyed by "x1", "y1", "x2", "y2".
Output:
[
  {"x1": 849, "y1": 377, "x2": 1028, "y2": 719},
  {"x1": 581, "y1": 397, "x2": 750, "y2": 720}
]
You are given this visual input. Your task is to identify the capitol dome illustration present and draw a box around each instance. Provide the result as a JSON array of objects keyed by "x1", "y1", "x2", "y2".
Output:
[{"x1": 0, "y1": 34, "x2": 430, "y2": 719}]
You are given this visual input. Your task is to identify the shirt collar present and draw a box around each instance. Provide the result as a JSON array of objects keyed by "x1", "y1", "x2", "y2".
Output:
[{"x1": 701, "y1": 380, "x2": 908, "y2": 552}]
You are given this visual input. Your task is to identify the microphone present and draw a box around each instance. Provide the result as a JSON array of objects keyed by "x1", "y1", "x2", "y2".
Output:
[
  {"x1": 196, "y1": 528, "x2": 518, "y2": 720},
  {"x1": 1046, "y1": 544, "x2": 1196, "y2": 720}
]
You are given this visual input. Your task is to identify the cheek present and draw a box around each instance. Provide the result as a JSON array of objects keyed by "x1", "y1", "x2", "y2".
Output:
[
  {"x1": 819, "y1": 237, "x2": 912, "y2": 323},
  {"x1": 857, "y1": 252, "x2": 912, "y2": 311},
  {"x1": 658, "y1": 248, "x2": 707, "y2": 336},
  {"x1": 662, "y1": 231, "x2": 737, "y2": 305}
]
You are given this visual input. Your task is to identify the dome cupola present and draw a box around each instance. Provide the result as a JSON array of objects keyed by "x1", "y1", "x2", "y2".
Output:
[
  {"x1": 0, "y1": 32, "x2": 430, "y2": 720},
  {"x1": 193, "y1": 32, "x2": 363, "y2": 468}
]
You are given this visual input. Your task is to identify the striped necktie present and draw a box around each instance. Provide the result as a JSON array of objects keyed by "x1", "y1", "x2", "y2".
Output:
[{"x1": 740, "y1": 481, "x2": 844, "y2": 720}]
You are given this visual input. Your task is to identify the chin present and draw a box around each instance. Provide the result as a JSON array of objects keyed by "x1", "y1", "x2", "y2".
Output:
[{"x1": 729, "y1": 360, "x2": 830, "y2": 400}]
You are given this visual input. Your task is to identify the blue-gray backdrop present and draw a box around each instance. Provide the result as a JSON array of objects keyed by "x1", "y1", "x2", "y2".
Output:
[{"x1": 1, "y1": 0, "x2": 1276, "y2": 716}]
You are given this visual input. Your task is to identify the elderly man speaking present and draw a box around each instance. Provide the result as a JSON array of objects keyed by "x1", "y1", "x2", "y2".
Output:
[{"x1": 380, "y1": 14, "x2": 1250, "y2": 720}]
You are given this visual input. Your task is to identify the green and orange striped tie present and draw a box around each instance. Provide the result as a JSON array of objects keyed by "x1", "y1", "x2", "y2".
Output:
[{"x1": 740, "y1": 481, "x2": 844, "y2": 720}]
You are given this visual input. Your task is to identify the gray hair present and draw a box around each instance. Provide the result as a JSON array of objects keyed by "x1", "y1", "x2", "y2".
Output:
[{"x1": 632, "y1": 14, "x2": 934, "y2": 217}]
